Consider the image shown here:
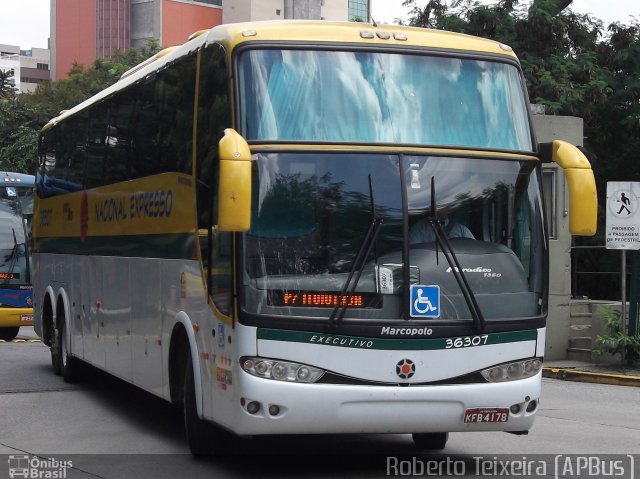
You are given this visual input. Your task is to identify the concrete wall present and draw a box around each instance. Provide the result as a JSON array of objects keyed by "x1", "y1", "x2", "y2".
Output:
[
  {"x1": 532, "y1": 114, "x2": 584, "y2": 360},
  {"x1": 321, "y1": 0, "x2": 348, "y2": 21},
  {"x1": 224, "y1": 0, "x2": 280, "y2": 23},
  {"x1": 131, "y1": 0, "x2": 162, "y2": 48},
  {"x1": 53, "y1": 0, "x2": 97, "y2": 79},
  {"x1": 161, "y1": 0, "x2": 222, "y2": 47},
  {"x1": 223, "y1": 0, "x2": 348, "y2": 23}
]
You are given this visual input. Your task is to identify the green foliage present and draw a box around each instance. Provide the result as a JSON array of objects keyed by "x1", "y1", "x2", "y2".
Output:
[
  {"x1": 592, "y1": 306, "x2": 640, "y2": 367},
  {"x1": 0, "y1": 40, "x2": 162, "y2": 174},
  {"x1": 0, "y1": 68, "x2": 17, "y2": 100},
  {"x1": 0, "y1": 100, "x2": 39, "y2": 173}
]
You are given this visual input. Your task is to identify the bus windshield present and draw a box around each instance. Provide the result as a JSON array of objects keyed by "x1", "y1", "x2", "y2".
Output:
[
  {"x1": 238, "y1": 49, "x2": 532, "y2": 151},
  {"x1": 0, "y1": 196, "x2": 29, "y2": 285},
  {"x1": 241, "y1": 153, "x2": 545, "y2": 322}
]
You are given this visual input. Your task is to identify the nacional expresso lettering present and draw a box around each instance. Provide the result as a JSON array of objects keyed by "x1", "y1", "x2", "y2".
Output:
[{"x1": 94, "y1": 190, "x2": 173, "y2": 222}]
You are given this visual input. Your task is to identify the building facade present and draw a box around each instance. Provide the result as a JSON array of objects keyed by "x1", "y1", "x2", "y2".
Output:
[
  {"x1": 0, "y1": 44, "x2": 51, "y2": 93},
  {"x1": 223, "y1": 0, "x2": 368, "y2": 23},
  {"x1": 50, "y1": 0, "x2": 368, "y2": 80},
  {"x1": 51, "y1": 0, "x2": 223, "y2": 80}
]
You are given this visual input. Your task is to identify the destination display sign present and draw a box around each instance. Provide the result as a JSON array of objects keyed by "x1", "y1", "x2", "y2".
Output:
[{"x1": 268, "y1": 290, "x2": 382, "y2": 309}]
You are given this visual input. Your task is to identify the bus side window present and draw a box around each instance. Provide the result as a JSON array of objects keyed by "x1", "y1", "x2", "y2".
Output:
[
  {"x1": 104, "y1": 92, "x2": 135, "y2": 184},
  {"x1": 130, "y1": 77, "x2": 160, "y2": 178},
  {"x1": 155, "y1": 54, "x2": 197, "y2": 175},
  {"x1": 85, "y1": 103, "x2": 109, "y2": 189},
  {"x1": 195, "y1": 43, "x2": 232, "y2": 315}
]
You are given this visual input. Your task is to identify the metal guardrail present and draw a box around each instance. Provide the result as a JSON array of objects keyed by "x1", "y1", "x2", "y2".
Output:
[
  {"x1": 571, "y1": 245, "x2": 639, "y2": 336},
  {"x1": 571, "y1": 245, "x2": 621, "y2": 299}
]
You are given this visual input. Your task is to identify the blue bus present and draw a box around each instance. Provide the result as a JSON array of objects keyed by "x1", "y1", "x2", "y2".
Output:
[{"x1": 0, "y1": 172, "x2": 34, "y2": 341}]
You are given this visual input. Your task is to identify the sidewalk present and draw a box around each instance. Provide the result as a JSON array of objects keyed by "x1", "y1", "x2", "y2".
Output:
[{"x1": 543, "y1": 359, "x2": 640, "y2": 387}]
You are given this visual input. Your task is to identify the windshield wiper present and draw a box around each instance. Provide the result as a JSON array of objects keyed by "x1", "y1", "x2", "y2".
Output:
[
  {"x1": 329, "y1": 175, "x2": 382, "y2": 327},
  {"x1": 3, "y1": 228, "x2": 21, "y2": 284},
  {"x1": 426, "y1": 177, "x2": 486, "y2": 332}
]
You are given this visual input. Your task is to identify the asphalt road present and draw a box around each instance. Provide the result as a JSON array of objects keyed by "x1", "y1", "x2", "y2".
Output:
[{"x1": 1, "y1": 327, "x2": 639, "y2": 478}]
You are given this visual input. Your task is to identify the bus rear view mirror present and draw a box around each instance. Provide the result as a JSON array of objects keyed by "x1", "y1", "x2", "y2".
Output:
[
  {"x1": 539, "y1": 140, "x2": 597, "y2": 236},
  {"x1": 218, "y1": 129, "x2": 252, "y2": 232}
]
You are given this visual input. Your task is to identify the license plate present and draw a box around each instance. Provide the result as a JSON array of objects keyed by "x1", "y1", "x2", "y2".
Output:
[
  {"x1": 464, "y1": 407, "x2": 509, "y2": 423},
  {"x1": 20, "y1": 314, "x2": 33, "y2": 322}
]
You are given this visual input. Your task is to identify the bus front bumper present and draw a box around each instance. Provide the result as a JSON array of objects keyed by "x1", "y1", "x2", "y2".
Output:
[
  {"x1": 227, "y1": 371, "x2": 541, "y2": 436},
  {"x1": 0, "y1": 308, "x2": 34, "y2": 328}
]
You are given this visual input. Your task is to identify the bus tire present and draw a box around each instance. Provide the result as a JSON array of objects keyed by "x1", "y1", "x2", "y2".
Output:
[
  {"x1": 0, "y1": 327, "x2": 19, "y2": 342},
  {"x1": 50, "y1": 324, "x2": 62, "y2": 376},
  {"x1": 184, "y1": 352, "x2": 215, "y2": 456},
  {"x1": 56, "y1": 319, "x2": 81, "y2": 383},
  {"x1": 412, "y1": 432, "x2": 449, "y2": 450}
]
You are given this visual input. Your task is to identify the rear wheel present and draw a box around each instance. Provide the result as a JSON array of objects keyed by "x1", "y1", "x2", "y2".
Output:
[
  {"x1": 412, "y1": 432, "x2": 449, "y2": 450},
  {"x1": 0, "y1": 327, "x2": 19, "y2": 342},
  {"x1": 53, "y1": 319, "x2": 81, "y2": 382},
  {"x1": 50, "y1": 324, "x2": 61, "y2": 375}
]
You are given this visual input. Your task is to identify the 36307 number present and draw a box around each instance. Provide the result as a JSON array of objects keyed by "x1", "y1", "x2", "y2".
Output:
[{"x1": 445, "y1": 335, "x2": 489, "y2": 349}]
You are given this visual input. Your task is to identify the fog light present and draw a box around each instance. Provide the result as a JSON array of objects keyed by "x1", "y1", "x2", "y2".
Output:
[
  {"x1": 510, "y1": 404, "x2": 521, "y2": 414},
  {"x1": 247, "y1": 401, "x2": 261, "y2": 414},
  {"x1": 526, "y1": 400, "x2": 538, "y2": 412},
  {"x1": 268, "y1": 405, "x2": 280, "y2": 416}
]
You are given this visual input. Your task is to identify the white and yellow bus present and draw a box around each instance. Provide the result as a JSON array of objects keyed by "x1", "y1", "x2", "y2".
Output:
[{"x1": 33, "y1": 21, "x2": 597, "y2": 454}]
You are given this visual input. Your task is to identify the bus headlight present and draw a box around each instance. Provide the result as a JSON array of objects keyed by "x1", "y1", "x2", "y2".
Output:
[
  {"x1": 481, "y1": 358, "x2": 542, "y2": 382},
  {"x1": 241, "y1": 357, "x2": 324, "y2": 383}
]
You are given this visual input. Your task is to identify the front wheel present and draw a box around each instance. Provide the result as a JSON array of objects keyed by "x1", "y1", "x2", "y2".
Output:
[
  {"x1": 412, "y1": 432, "x2": 449, "y2": 450},
  {"x1": 0, "y1": 327, "x2": 19, "y2": 342},
  {"x1": 184, "y1": 352, "x2": 218, "y2": 456}
]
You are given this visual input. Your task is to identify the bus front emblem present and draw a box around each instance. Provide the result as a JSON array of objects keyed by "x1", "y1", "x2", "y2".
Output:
[{"x1": 396, "y1": 359, "x2": 415, "y2": 379}]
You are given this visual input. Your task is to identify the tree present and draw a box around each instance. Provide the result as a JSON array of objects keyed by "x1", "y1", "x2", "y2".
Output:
[
  {"x1": 0, "y1": 68, "x2": 17, "y2": 100},
  {"x1": 0, "y1": 99, "x2": 39, "y2": 173}
]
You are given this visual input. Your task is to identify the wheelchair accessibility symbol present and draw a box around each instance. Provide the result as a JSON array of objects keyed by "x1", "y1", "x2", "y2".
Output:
[{"x1": 410, "y1": 285, "x2": 440, "y2": 318}]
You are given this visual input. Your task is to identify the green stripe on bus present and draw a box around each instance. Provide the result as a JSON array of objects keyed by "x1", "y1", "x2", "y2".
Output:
[
  {"x1": 35, "y1": 233, "x2": 195, "y2": 259},
  {"x1": 257, "y1": 328, "x2": 537, "y2": 351}
]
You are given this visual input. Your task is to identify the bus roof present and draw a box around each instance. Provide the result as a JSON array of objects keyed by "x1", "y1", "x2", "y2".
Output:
[
  {"x1": 207, "y1": 20, "x2": 518, "y2": 58},
  {"x1": 1, "y1": 172, "x2": 35, "y2": 186},
  {"x1": 43, "y1": 20, "x2": 518, "y2": 130}
]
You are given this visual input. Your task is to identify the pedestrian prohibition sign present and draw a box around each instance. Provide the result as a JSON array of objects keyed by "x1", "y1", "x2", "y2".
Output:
[{"x1": 606, "y1": 182, "x2": 640, "y2": 250}]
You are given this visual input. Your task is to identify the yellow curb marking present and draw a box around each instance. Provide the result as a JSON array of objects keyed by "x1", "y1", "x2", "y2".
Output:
[{"x1": 543, "y1": 367, "x2": 640, "y2": 387}]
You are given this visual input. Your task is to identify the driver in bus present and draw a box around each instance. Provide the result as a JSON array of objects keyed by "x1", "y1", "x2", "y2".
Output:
[{"x1": 409, "y1": 209, "x2": 474, "y2": 244}]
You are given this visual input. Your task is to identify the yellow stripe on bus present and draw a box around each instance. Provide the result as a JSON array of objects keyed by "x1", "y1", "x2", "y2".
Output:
[{"x1": 34, "y1": 172, "x2": 196, "y2": 239}]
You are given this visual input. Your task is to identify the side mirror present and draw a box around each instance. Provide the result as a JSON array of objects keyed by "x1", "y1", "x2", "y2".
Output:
[
  {"x1": 539, "y1": 140, "x2": 597, "y2": 236},
  {"x1": 217, "y1": 129, "x2": 252, "y2": 232}
]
